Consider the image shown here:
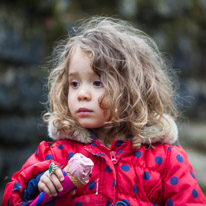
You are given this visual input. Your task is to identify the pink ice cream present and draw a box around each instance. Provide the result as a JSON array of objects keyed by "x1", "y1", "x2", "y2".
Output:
[{"x1": 67, "y1": 153, "x2": 94, "y2": 185}]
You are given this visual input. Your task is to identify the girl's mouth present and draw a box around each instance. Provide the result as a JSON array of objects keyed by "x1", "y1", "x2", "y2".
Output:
[{"x1": 77, "y1": 108, "x2": 92, "y2": 113}]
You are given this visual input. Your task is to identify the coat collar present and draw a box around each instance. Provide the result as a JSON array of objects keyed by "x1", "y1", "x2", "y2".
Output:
[{"x1": 48, "y1": 114, "x2": 178, "y2": 145}]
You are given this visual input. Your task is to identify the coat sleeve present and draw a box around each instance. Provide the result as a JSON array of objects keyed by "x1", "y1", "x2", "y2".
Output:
[
  {"x1": 2, "y1": 141, "x2": 63, "y2": 206},
  {"x1": 162, "y1": 145, "x2": 206, "y2": 205}
]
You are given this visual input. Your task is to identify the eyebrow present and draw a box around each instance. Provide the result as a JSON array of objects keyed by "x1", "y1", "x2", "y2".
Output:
[
  {"x1": 68, "y1": 71, "x2": 99, "y2": 78},
  {"x1": 68, "y1": 72, "x2": 78, "y2": 77}
]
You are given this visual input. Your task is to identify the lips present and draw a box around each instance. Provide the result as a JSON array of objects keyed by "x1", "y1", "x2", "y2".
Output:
[{"x1": 77, "y1": 108, "x2": 92, "y2": 113}]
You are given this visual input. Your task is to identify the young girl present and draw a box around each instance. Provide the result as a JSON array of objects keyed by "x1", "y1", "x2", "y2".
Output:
[{"x1": 2, "y1": 17, "x2": 206, "y2": 206}]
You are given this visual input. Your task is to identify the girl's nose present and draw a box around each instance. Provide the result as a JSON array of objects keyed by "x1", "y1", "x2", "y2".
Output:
[{"x1": 77, "y1": 87, "x2": 91, "y2": 101}]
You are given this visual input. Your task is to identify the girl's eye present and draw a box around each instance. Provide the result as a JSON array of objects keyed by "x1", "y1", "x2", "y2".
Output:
[
  {"x1": 70, "y1": 81, "x2": 80, "y2": 88},
  {"x1": 93, "y1": 80, "x2": 103, "y2": 87}
]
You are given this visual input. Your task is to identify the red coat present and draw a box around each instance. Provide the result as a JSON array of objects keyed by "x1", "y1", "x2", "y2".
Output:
[{"x1": 2, "y1": 138, "x2": 206, "y2": 206}]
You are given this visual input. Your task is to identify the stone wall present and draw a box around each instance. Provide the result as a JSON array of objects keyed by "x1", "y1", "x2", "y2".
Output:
[{"x1": 0, "y1": 0, "x2": 206, "y2": 202}]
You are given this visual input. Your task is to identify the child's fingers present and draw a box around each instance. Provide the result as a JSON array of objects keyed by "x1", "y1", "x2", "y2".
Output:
[
  {"x1": 38, "y1": 165, "x2": 64, "y2": 197},
  {"x1": 38, "y1": 181, "x2": 52, "y2": 197},
  {"x1": 50, "y1": 172, "x2": 63, "y2": 193},
  {"x1": 38, "y1": 172, "x2": 49, "y2": 192},
  {"x1": 41, "y1": 172, "x2": 58, "y2": 196},
  {"x1": 54, "y1": 167, "x2": 64, "y2": 182}
]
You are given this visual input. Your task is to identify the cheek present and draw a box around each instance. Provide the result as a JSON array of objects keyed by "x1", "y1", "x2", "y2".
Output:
[
  {"x1": 98, "y1": 95, "x2": 109, "y2": 110},
  {"x1": 67, "y1": 95, "x2": 73, "y2": 113},
  {"x1": 98, "y1": 97, "x2": 112, "y2": 120}
]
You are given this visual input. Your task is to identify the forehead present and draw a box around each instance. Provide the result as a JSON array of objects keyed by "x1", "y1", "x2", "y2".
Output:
[{"x1": 68, "y1": 47, "x2": 95, "y2": 76}]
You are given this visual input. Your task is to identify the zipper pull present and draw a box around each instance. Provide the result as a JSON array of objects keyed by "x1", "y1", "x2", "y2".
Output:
[
  {"x1": 110, "y1": 151, "x2": 117, "y2": 164},
  {"x1": 96, "y1": 178, "x2": 99, "y2": 195}
]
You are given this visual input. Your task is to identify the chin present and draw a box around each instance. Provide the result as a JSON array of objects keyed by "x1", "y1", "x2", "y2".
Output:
[
  {"x1": 80, "y1": 123, "x2": 104, "y2": 129},
  {"x1": 81, "y1": 125, "x2": 98, "y2": 129}
]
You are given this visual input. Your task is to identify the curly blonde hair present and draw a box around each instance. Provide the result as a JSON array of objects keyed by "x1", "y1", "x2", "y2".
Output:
[{"x1": 44, "y1": 16, "x2": 178, "y2": 148}]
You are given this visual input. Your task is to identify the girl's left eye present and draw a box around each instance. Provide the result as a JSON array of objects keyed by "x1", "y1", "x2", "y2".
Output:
[
  {"x1": 70, "y1": 80, "x2": 80, "y2": 88},
  {"x1": 93, "y1": 80, "x2": 103, "y2": 87}
]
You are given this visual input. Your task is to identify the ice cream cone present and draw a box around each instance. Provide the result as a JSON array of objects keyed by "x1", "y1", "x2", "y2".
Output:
[{"x1": 64, "y1": 165, "x2": 83, "y2": 188}]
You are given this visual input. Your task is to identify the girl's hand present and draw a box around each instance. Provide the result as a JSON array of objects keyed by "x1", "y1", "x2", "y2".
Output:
[{"x1": 38, "y1": 167, "x2": 64, "y2": 197}]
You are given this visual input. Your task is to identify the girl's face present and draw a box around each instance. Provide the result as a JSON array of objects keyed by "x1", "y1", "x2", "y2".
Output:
[{"x1": 68, "y1": 47, "x2": 108, "y2": 129}]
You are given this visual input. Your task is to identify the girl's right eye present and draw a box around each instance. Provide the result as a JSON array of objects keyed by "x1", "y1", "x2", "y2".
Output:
[
  {"x1": 93, "y1": 80, "x2": 103, "y2": 87},
  {"x1": 70, "y1": 80, "x2": 80, "y2": 88}
]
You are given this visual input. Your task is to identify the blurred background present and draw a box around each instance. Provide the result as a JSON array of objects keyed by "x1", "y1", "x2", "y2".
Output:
[{"x1": 0, "y1": 0, "x2": 206, "y2": 202}]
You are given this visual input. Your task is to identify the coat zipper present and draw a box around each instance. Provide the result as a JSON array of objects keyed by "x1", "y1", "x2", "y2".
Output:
[{"x1": 110, "y1": 151, "x2": 117, "y2": 164}]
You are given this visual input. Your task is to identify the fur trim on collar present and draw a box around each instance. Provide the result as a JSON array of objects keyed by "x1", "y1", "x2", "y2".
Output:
[
  {"x1": 48, "y1": 114, "x2": 178, "y2": 145},
  {"x1": 140, "y1": 114, "x2": 178, "y2": 144},
  {"x1": 48, "y1": 123, "x2": 92, "y2": 144}
]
